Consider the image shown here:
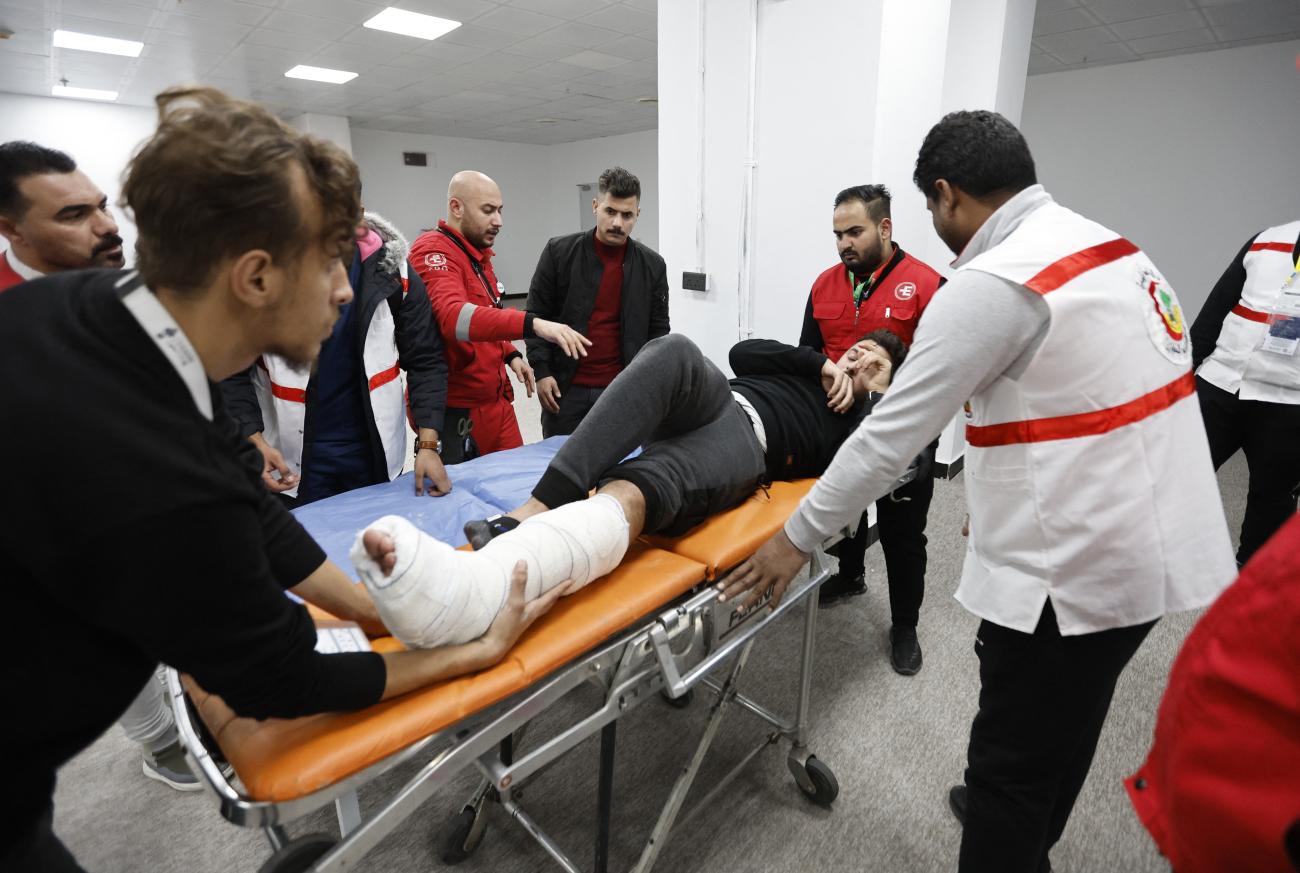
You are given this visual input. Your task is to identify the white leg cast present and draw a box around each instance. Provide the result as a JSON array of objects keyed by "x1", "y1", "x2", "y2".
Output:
[{"x1": 351, "y1": 495, "x2": 630, "y2": 649}]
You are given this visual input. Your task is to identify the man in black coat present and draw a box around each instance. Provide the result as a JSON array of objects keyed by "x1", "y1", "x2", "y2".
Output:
[{"x1": 525, "y1": 166, "x2": 670, "y2": 436}]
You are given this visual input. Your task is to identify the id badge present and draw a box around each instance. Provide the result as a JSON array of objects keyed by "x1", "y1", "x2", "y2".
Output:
[{"x1": 1262, "y1": 270, "x2": 1300, "y2": 356}]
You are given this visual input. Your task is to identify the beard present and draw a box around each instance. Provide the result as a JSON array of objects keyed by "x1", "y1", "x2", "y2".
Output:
[{"x1": 843, "y1": 237, "x2": 884, "y2": 276}]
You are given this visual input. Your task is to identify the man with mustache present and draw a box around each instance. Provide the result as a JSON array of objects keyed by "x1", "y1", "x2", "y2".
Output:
[
  {"x1": 0, "y1": 140, "x2": 125, "y2": 291},
  {"x1": 800, "y1": 184, "x2": 944, "y2": 677},
  {"x1": 524, "y1": 166, "x2": 670, "y2": 436}
]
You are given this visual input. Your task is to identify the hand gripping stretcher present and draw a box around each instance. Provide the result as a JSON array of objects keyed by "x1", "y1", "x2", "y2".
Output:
[{"x1": 167, "y1": 437, "x2": 917, "y2": 873}]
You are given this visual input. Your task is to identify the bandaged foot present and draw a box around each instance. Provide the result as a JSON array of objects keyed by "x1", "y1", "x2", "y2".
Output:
[{"x1": 350, "y1": 494, "x2": 630, "y2": 648}]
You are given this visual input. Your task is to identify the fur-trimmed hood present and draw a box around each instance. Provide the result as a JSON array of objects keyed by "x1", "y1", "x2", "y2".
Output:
[{"x1": 362, "y1": 211, "x2": 409, "y2": 275}]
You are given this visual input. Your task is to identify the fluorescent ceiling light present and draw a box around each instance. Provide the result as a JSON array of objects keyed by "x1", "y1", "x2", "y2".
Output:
[
  {"x1": 285, "y1": 64, "x2": 358, "y2": 84},
  {"x1": 363, "y1": 7, "x2": 461, "y2": 41},
  {"x1": 52, "y1": 84, "x2": 118, "y2": 101},
  {"x1": 53, "y1": 29, "x2": 143, "y2": 58}
]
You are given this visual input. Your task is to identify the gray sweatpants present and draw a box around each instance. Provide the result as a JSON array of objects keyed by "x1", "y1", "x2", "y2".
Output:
[{"x1": 532, "y1": 334, "x2": 766, "y2": 536}]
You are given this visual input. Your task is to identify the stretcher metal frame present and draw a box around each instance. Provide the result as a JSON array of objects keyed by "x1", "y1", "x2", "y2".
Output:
[{"x1": 166, "y1": 473, "x2": 916, "y2": 873}]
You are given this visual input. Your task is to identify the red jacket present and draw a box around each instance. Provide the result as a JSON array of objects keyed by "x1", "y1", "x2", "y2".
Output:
[
  {"x1": 0, "y1": 251, "x2": 27, "y2": 293},
  {"x1": 1126, "y1": 513, "x2": 1300, "y2": 873},
  {"x1": 799, "y1": 245, "x2": 944, "y2": 361},
  {"x1": 409, "y1": 220, "x2": 525, "y2": 408}
]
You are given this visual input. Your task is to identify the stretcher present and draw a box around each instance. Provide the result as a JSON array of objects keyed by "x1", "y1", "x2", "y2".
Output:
[{"x1": 168, "y1": 438, "x2": 916, "y2": 873}]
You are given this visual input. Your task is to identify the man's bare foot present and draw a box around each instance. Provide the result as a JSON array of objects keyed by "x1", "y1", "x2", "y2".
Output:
[{"x1": 363, "y1": 528, "x2": 398, "y2": 577}]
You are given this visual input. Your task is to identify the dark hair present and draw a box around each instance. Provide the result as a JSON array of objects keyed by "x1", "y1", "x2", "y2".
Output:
[
  {"x1": 834, "y1": 184, "x2": 891, "y2": 223},
  {"x1": 859, "y1": 327, "x2": 907, "y2": 370},
  {"x1": 0, "y1": 141, "x2": 77, "y2": 219},
  {"x1": 122, "y1": 86, "x2": 361, "y2": 293},
  {"x1": 598, "y1": 166, "x2": 640, "y2": 201},
  {"x1": 912, "y1": 110, "x2": 1037, "y2": 201}
]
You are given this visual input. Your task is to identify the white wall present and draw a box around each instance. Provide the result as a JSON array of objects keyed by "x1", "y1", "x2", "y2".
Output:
[
  {"x1": 1021, "y1": 39, "x2": 1300, "y2": 319},
  {"x1": 543, "y1": 129, "x2": 658, "y2": 252},
  {"x1": 0, "y1": 93, "x2": 158, "y2": 264}
]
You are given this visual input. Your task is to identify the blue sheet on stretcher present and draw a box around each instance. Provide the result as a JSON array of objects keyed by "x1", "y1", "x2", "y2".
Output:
[{"x1": 291, "y1": 437, "x2": 568, "y2": 580}]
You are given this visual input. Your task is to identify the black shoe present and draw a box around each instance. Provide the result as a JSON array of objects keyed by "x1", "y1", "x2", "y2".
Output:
[
  {"x1": 463, "y1": 514, "x2": 520, "y2": 550},
  {"x1": 948, "y1": 785, "x2": 966, "y2": 824},
  {"x1": 889, "y1": 625, "x2": 922, "y2": 675},
  {"x1": 817, "y1": 572, "x2": 866, "y2": 606}
]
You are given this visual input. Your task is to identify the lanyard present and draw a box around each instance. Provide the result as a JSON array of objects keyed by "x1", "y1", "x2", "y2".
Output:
[
  {"x1": 438, "y1": 227, "x2": 502, "y2": 308},
  {"x1": 117, "y1": 274, "x2": 213, "y2": 421},
  {"x1": 848, "y1": 260, "x2": 888, "y2": 306}
]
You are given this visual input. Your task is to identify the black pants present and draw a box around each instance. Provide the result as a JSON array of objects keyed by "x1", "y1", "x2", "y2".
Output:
[
  {"x1": 532, "y1": 334, "x2": 765, "y2": 536},
  {"x1": 834, "y1": 450, "x2": 935, "y2": 628},
  {"x1": 959, "y1": 602, "x2": 1155, "y2": 873},
  {"x1": 1196, "y1": 376, "x2": 1300, "y2": 564},
  {"x1": 540, "y1": 383, "x2": 605, "y2": 438},
  {"x1": 3, "y1": 806, "x2": 86, "y2": 873}
]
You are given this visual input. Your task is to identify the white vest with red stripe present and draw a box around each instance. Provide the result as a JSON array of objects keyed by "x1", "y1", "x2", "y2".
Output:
[
  {"x1": 252, "y1": 265, "x2": 409, "y2": 498},
  {"x1": 1197, "y1": 220, "x2": 1300, "y2": 404},
  {"x1": 957, "y1": 200, "x2": 1235, "y2": 635}
]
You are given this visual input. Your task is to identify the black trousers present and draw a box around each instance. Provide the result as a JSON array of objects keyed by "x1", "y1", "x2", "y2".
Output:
[
  {"x1": 2, "y1": 806, "x2": 86, "y2": 873},
  {"x1": 959, "y1": 602, "x2": 1155, "y2": 873},
  {"x1": 540, "y1": 383, "x2": 605, "y2": 438},
  {"x1": 1196, "y1": 376, "x2": 1300, "y2": 564},
  {"x1": 833, "y1": 453, "x2": 935, "y2": 628}
]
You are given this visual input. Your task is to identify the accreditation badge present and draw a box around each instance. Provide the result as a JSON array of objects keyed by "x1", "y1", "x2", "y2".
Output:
[{"x1": 1261, "y1": 269, "x2": 1300, "y2": 356}]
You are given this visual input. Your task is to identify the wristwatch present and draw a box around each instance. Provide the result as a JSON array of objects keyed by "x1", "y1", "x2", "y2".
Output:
[{"x1": 417, "y1": 439, "x2": 440, "y2": 454}]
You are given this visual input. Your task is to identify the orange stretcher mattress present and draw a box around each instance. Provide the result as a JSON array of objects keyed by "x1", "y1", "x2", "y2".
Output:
[{"x1": 187, "y1": 480, "x2": 817, "y2": 803}]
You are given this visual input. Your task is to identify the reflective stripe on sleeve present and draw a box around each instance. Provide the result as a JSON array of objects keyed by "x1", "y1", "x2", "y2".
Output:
[{"x1": 455, "y1": 303, "x2": 477, "y2": 341}]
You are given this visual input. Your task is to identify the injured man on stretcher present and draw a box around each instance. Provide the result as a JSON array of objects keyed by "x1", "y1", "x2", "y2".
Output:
[{"x1": 352, "y1": 331, "x2": 903, "y2": 649}]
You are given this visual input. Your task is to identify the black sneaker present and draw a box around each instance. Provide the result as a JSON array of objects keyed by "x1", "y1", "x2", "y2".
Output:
[
  {"x1": 817, "y1": 572, "x2": 866, "y2": 606},
  {"x1": 948, "y1": 784, "x2": 966, "y2": 824},
  {"x1": 889, "y1": 625, "x2": 923, "y2": 675},
  {"x1": 463, "y1": 514, "x2": 520, "y2": 550}
]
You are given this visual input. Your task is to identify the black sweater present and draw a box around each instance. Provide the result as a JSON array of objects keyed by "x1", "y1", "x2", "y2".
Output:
[
  {"x1": 0, "y1": 272, "x2": 386, "y2": 846},
  {"x1": 728, "y1": 339, "x2": 877, "y2": 481}
]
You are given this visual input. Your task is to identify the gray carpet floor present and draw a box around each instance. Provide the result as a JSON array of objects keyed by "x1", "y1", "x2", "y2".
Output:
[{"x1": 52, "y1": 385, "x2": 1251, "y2": 872}]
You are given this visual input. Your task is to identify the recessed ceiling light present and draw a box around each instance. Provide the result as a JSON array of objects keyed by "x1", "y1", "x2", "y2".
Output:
[
  {"x1": 53, "y1": 29, "x2": 143, "y2": 58},
  {"x1": 52, "y1": 84, "x2": 118, "y2": 101},
  {"x1": 364, "y1": 7, "x2": 461, "y2": 40},
  {"x1": 285, "y1": 64, "x2": 358, "y2": 84}
]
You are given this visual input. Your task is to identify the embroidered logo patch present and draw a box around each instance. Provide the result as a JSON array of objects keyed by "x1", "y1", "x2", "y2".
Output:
[
  {"x1": 425, "y1": 252, "x2": 447, "y2": 268},
  {"x1": 894, "y1": 282, "x2": 916, "y2": 300},
  {"x1": 1139, "y1": 266, "x2": 1190, "y2": 364}
]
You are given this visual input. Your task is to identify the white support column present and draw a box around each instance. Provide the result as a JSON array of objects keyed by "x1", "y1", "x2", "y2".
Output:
[{"x1": 289, "y1": 112, "x2": 354, "y2": 156}]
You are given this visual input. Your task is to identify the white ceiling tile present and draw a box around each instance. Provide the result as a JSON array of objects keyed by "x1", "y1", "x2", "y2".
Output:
[
  {"x1": 1034, "y1": 7, "x2": 1099, "y2": 34},
  {"x1": 619, "y1": 0, "x2": 655, "y2": 11},
  {"x1": 304, "y1": 42, "x2": 388, "y2": 71},
  {"x1": 261, "y1": 9, "x2": 356, "y2": 40},
  {"x1": 595, "y1": 34, "x2": 655, "y2": 59},
  {"x1": 531, "y1": 21, "x2": 621, "y2": 47},
  {"x1": 48, "y1": 13, "x2": 148, "y2": 41},
  {"x1": 278, "y1": 0, "x2": 386, "y2": 22},
  {"x1": 243, "y1": 26, "x2": 333, "y2": 52},
  {"x1": 1047, "y1": 38, "x2": 1138, "y2": 65},
  {"x1": 1037, "y1": 0, "x2": 1082, "y2": 12},
  {"x1": 1202, "y1": 1, "x2": 1300, "y2": 40},
  {"x1": 579, "y1": 3, "x2": 656, "y2": 35},
  {"x1": 504, "y1": 34, "x2": 588, "y2": 59},
  {"x1": 522, "y1": 59, "x2": 589, "y2": 81},
  {"x1": 506, "y1": 0, "x2": 615, "y2": 18},
  {"x1": 155, "y1": 0, "x2": 271, "y2": 27},
  {"x1": 0, "y1": 27, "x2": 52, "y2": 56},
  {"x1": 439, "y1": 24, "x2": 521, "y2": 50},
  {"x1": 154, "y1": 14, "x2": 252, "y2": 48},
  {"x1": 393, "y1": 0, "x2": 501, "y2": 23},
  {"x1": 1027, "y1": 52, "x2": 1066, "y2": 73},
  {"x1": 0, "y1": 4, "x2": 45, "y2": 30},
  {"x1": 0, "y1": 51, "x2": 50, "y2": 73},
  {"x1": 1111, "y1": 9, "x2": 1208, "y2": 38},
  {"x1": 559, "y1": 49, "x2": 628, "y2": 69},
  {"x1": 1086, "y1": 0, "x2": 1195, "y2": 23},
  {"x1": 471, "y1": 6, "x2": 565, "y2": 36},
  {"x1": 412, "y1": 39, "x2": 493, "y2": 62},
  {"x1": 55, "y1": 0, "x2": 159, "y2": 27},
  {"x1": 1126, "y1": 26, "x2": 1218, "y2": 52},
  {"x1": 1034, "y1": 25, "x2": 1122, "y2": 53}
]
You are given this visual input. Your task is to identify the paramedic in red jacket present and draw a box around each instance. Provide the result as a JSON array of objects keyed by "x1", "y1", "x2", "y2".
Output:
[
  {"x1": 409, "y1": 170, "x2": 589, "y2": 459},
  {"x1": 800, "y1": 184, "x2": 944, "y2": 676}
]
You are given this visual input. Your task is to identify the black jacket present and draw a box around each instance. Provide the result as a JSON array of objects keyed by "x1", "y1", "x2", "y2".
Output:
[
  {"x1": 524, "y1": 229, "x2": 670, "y2": 390},
  {"x1": 222, "y1": 240, "x2": 448, "y2": 482},
  {"x1": 728, "y1": 339, "x2": 878, "y2": 482}
]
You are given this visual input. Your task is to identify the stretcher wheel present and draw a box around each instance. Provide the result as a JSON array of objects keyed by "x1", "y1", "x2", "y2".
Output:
[
  {"x1": 437, "y1": 807, "x2": 485, "y2": 865},
  {"x1": 798, "y1": 756, "x2": 839, "y2": 808},
  {"x1": 257, "y1": 833, "x2": 336, "y2": 873},
  {"x1": 660, "y1": 687, "x2": 694, "y2": 708}
]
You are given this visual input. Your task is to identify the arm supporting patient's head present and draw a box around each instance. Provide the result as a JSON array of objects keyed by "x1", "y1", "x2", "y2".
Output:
[{"x1": 840, "y1": 328, "x2": 906, "y2": 397}]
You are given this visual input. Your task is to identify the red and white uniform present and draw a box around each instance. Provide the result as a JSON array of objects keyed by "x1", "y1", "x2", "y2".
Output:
[
  {"x1": 0, "y1": 249, "x2": 41, "y2": 292},
  {"x1": 958, "y1": 200, "x2": 1235, "y2": 634},
  {"x1": 1196, "y1": 219, "x2": 1300, "y2": 404},
  {"x1": 409, "y1": 220, "x2": 524, "y2": 454},
  {"x1": 805, "y1": 246, "x2": 944, "y2": 360}
]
